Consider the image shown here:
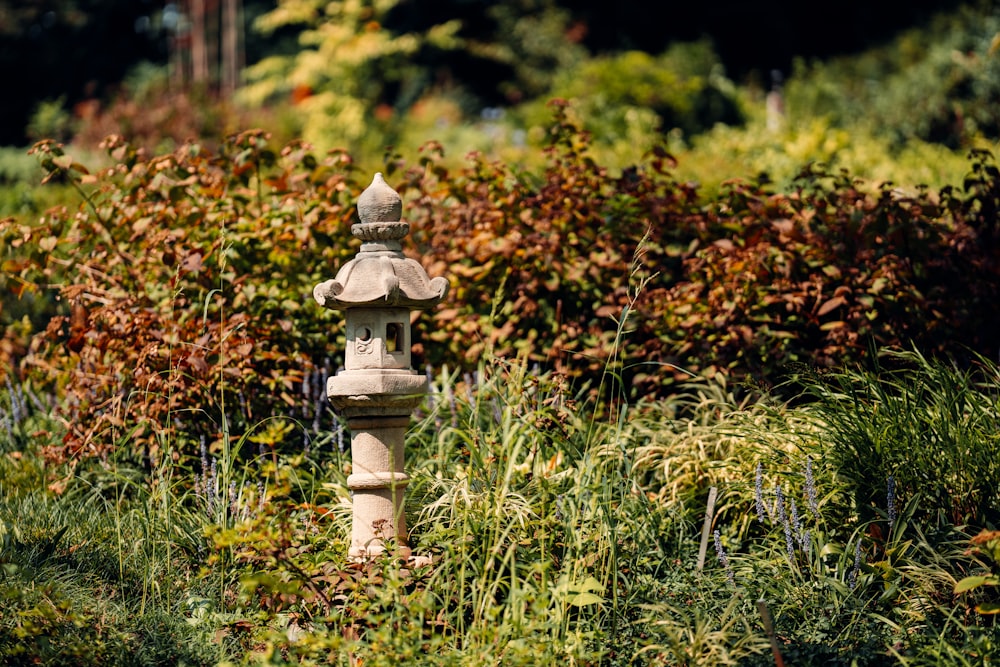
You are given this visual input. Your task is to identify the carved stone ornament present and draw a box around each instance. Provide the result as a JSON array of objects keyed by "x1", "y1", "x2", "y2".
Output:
[
  {"x1": 313, "y1": 173, "x2": 449, "y2": 310},
  {"x1": 312, "y1": 173, "x2": 449, "y2": 563}
]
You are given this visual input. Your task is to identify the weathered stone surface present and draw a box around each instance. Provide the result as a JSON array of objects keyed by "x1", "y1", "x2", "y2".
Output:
[
  {"x1": 311, "y1": 172, "x2": 448, "y2": 562},
  {"x1": 312, "y1": 174, "x2": 449, "y2": 311},
  {"x1": 313, "y1": 256, "x2": 448, "y2": 309},
  {"x1": 327, "y1": 370, "x2": 428, "y2": 398},
  {"x1": 356, "y1": 172, "x2": 402, "y2": 224}
]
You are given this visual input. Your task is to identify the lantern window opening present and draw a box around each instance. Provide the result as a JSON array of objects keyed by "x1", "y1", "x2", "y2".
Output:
[{"x1": 386, "y1": 322, "x2": 404, "y2": 354}]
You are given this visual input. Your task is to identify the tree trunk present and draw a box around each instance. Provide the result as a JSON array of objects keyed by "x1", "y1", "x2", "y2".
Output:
[
  {"x1": 221, "y1": 0, "x2": 241, "y2": 95},
  {"x1": 190, "y1": 0, "x2": 209, "y2": 85}
]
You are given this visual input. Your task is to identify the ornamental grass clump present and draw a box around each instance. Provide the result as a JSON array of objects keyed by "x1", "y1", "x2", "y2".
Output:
[
  {"x1": 698, "y1": 353, "x2": 1000, "y2": 665},
  {"x1": 804, "y1": 349, "x2": 1000, "y2": 532}
]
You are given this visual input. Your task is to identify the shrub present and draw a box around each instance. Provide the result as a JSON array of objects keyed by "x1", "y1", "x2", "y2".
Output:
[
  {"x1": 404, "y1": 115, "x2": 1000, "y2": 393},
  {"x1": 4, "y1": 107, "x2": 1000, "y2": 466},
  {"x1": 655, "y1": 168, "x2": 950, "y2": 382},
  {"x1": 239, "y1": 0, "x2": 462, "y2": 155},
  {"x1": 783, "y1": 5, "x2": 1000, "y2": 149},
  {"x1": 515, "y1": 41, "x2": 743, "y2": 151},
  {"x1": 1, "y1": 132, "x2": 362, "y2": 465}
]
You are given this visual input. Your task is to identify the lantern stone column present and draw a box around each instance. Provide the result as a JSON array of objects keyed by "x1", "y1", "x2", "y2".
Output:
[{"x1": 313, "y1": 173, "x2": 448, "y2": 560}]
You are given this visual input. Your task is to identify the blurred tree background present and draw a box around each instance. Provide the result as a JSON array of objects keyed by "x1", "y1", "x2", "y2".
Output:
[{"x1": 0, "y1": 0, "x2": 974, "y2": 146}]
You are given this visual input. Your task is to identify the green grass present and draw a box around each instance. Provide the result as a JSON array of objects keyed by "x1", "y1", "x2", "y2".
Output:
[
  {"x1": 1, "y1": 347, "x2": 998, "y2": 665},
  {"x1": 0, "y1": 456, "x2": 223, "y2": 664}
]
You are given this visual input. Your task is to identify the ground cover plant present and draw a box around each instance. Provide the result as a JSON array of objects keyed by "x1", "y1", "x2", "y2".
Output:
[{"x1": 2, "y1": 342, "x2": 999, "y2": 664}]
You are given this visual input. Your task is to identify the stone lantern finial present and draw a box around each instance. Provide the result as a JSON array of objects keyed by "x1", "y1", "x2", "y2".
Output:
[
  {"x1": 357, "y1": 172, "x2": 402, "y2": 223},
  {"x1": 312, "y1": 174, "x2": 447, "y2": 310},
  {"x1": 313, "y1": 172, "x2": 449, "y2": 562}
]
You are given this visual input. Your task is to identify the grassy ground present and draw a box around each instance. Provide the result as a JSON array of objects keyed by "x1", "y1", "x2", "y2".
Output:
[{"x1": 2, "y1": 346, "x2": 998, "y2": 665}]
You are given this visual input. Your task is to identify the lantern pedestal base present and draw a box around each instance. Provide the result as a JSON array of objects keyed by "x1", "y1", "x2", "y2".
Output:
[{"x1": 329, "y1": 372, "x2": 427, "y2": 562}]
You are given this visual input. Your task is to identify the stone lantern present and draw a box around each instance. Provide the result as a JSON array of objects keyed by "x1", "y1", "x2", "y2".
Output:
[{"x1": 313, "y1": 173, "x2": 448, "y2": 560}]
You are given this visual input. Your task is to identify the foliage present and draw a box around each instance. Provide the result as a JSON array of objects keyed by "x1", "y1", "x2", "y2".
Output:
[
  {"x1": 679, "y1": 112, "x2": 974, "y2": 196},
  {"x1": 173, "y1": 356, "x2": 771, "y2": 665},
  {"x1": 239, "y1": 0, "x2": 462, "y2": 153},
  {"x1": 26, "y1": 97, "x2": 76, "y2": 144},
  {"x1": 72, "y1": 63, "x2": 247, "y2": 154},
  {"x1": 518, "y1": 41, "x2": 743, "y2": 145},
  {"x1": 954, "y1": 530, "x2": 1000, "y2": 617},
  {"x1": 783, "y1": 5, "x2": 1000, "y2": 149},
  {"x1": 707, "y1": 360, "x2": 1000, "y2": 665},
  {"x1": 396, "y1": 103, "x2": 697, "y2": 395},
  {"x1": 804, "y1": 349, "x2": 1000, "y2": 530},
  {"x1": 0, "y1": 146, "x2": 82, "y2": 219},
  {"x1": 657, "y1": 156, "x2": 1000, "y2": 384},
  {"x1": 5, "y1": 109, "x2": 1000, "y2": 465},
  {"x1": 6, "y1": 4, "x2": 1000, "y2": 663},
  {"x1": 4, "y1": 349, "x2": 1000, "y2": 663},
  {"x1": 475, "y1": 0, "x2": 587, "y2": 104},
  {"x1": 1, "y1": 131, "x2": 362, "y2": 465},
  {"x1": 404, "y1": 109, "x2": 1000, "y2": 391},
  {"x1": 0, "y1": 439, "x2": 223, "y2": 665}
]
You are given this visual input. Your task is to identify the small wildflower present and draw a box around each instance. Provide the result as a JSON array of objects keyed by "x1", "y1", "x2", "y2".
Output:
[
  {"x1": 886, "y1": 475, "x2": 897, "y2": 530},
  {"x1": 199, "y1": 436, "x2": 211, "y2": 496},
  {"x1": 790, "y1": 499, "x2": 802, "y2": 540},
  {"x1": 804, "y1": 456, "x2": 819, "y2": 519},
  {"x1": 754, "y1": 463, "x2": 767, "y2": 524},
  {"x1": 311, "y1": 402, "x2": 322, "y2": 436},
  {"x1": 790, "y1": 498, "x2": 810, "y2": 555},
  {"x1": 208, "y1": 458, "x2": 218, "y2": 515},
  {"x1": 6, "y1": 377, "x2": 23, "y2": 425},
  {"x1": 848, "y1": 539, "x2": 863, "y2": 589},
  {"x1": 335, "y1": 418, "x2": 346, "y2": 452},
  {"x1": 776, "y1": 485, "x2": 795, "y2": 562},
  {"x1": 25, "y1": 384, "x2": 49, "y2": 414},
  {"x1": 714, "y1": 530, "x2": 736, "y2": 586}
]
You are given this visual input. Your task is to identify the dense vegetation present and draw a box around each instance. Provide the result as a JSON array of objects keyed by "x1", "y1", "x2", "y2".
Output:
[
  {"x1": 3, "y1": 105, "x2": 1000, "y2": 464},
  {"x1": 2, "y1": 347, "x2": 999, "y2": 664},
  {"x1": 2, "y1": 1, "x2": 1000, "y2": 664},
  {"x1": 1, "y1": 0, "x2": 970, "y2": 147}
]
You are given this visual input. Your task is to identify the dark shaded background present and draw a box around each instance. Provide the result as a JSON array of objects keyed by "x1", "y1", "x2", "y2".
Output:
[{"x1": 0, "y1": 0, "x2": 968, "y2": 146}]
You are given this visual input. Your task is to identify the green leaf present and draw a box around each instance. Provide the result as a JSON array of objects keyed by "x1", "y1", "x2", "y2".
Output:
[
  {"x1": 954, "y1": 575, "x2": 998, "y2": 593},
  {"x1": 559, "y1": 575, "x2": 605, "y2": 607},
  {"x1": 567, "y1": 591, "x2": 604, "y2": 607},
  {"x1": 975, "y1": 602, "x2": 1000, "y2": 614}
]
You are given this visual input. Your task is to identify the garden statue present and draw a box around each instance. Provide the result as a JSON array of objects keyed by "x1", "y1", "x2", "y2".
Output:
[{"x1": 314, "y1": 173, "x2": 449, "y2": 561}]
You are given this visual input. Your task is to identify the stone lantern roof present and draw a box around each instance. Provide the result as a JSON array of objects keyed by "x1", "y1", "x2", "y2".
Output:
[{"x1": 313, "y1": 173, "x2": 449, "y2": 310}]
